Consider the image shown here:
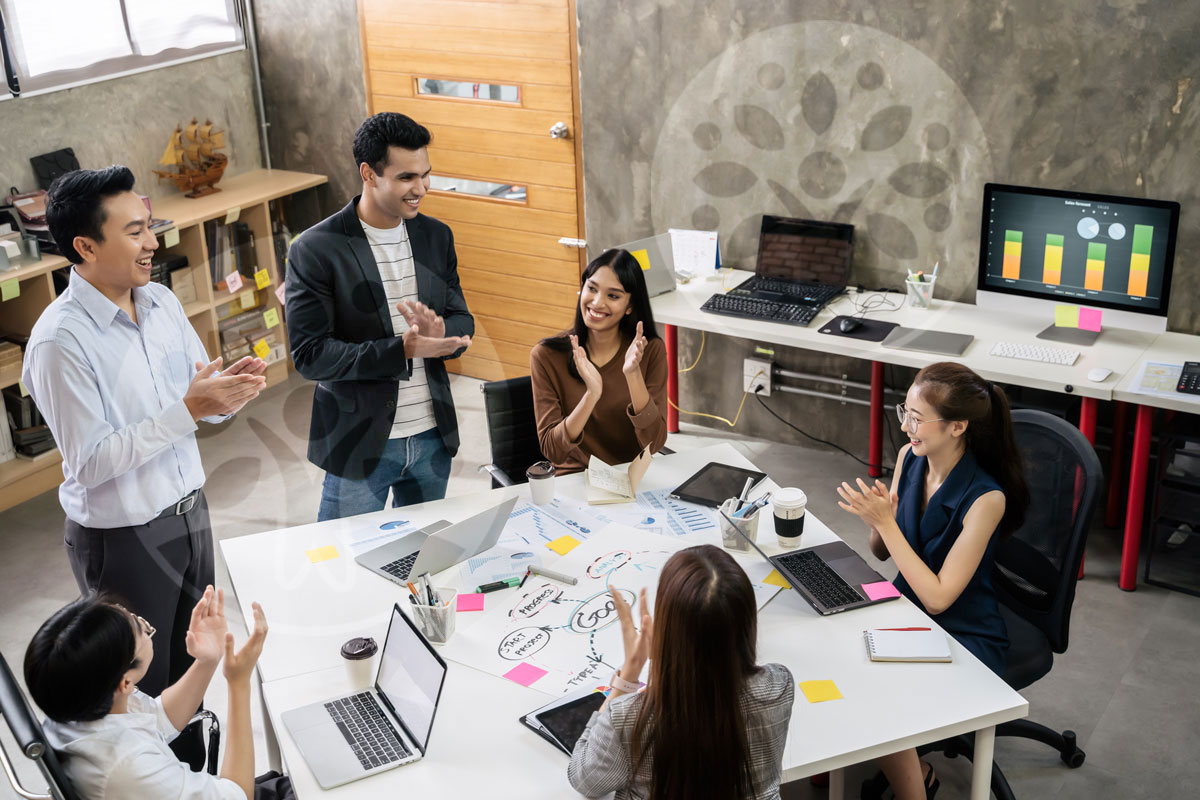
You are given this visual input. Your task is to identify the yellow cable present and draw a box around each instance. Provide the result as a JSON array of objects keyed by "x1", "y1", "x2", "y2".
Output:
[
  {"x1": 678, "y1": 330, "x2": 705, "y2": 373},
  {"x1": 669, "y1": 371, "x2": 763, "y2": 428}
]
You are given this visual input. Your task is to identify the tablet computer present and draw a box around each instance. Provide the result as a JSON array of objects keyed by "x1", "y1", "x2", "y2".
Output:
[
  {"x1": 520, "y1": 689, "x2": 607, "y2": 755},
  {"x1": 669, "y1": 462, "x2": 767, "y2": 508}
]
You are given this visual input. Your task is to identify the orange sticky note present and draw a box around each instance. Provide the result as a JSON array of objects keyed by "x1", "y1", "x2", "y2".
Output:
[
  {"x1": 799, "y1": 679, "x2": 843, "y2": 703},
  {"x1": 305, "y1": 545, "x2": 338, "y2": 563},
  {"x1": 546, "y1": 535, "x2": 580, "y2": 556},
  {"x1": 254, "y1": 268, "x2": 271, "y2": 289},
  {"x1": 762, "y1": 569, "x2": 792, "y2": 589},
  {"x1": 253, "y1": 338, "x2": 271, "y2": 360}
]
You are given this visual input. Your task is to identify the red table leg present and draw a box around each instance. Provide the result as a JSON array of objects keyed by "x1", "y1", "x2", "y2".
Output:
[
  {"x1": 869, "y1": 361, "x2": 884, "y2": 478},
  {"x1": 1105, "y1": 401, "x2": 1129, "y2": 528},
  {"x1": 665, "y1": 323, "x2": 679, "y2": 433},
  {"x1": 1120, "y1": 404, "x2": 1154, "y2": 591},
  {"x1": 1076, "y1": 397, "x2": 1098, "y2": 579}
]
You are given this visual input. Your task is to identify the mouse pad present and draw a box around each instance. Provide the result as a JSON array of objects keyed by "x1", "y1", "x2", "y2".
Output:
[{"x1": 819, "y1": 316, "x2": 900, "y2": 343}]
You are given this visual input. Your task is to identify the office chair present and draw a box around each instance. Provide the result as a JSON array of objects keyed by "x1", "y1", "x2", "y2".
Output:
[
  {"x1": 862, "y1": 410, "x2": 1098, "y2": 800},
  {"x1": 1, "y1": 652, "x2": 221, "y2": 799},
  {"x1": 480, "y1": 376, "x2": 544, "y2": 488}
]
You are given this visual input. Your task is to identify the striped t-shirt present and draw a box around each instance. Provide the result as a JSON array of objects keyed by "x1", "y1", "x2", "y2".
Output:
[{"x1": 359, "y1": 217, "x2": 436, "y2": 438}]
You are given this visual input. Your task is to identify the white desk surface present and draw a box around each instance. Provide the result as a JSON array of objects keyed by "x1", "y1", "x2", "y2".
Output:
[
  {"x1": 224, "y1": 444, "x2": 1027, "y2": 798},
  {"x1": 652, "y1": 270, "x2": 1159, "y2": 400},
  {"x1": 1112, "y1": 331, "x2": 1200, "y2": 413}
]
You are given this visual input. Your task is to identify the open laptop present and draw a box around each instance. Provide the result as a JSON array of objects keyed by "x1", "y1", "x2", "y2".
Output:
[
  {"x1": 356, "y1": 496, "x2": 518, "y2": 586},
  {"x1": 282, "y1": 603, "x2": 447, "y2": 788},
  {"x1": 738, "y1": 215, "x2": 854, "y2": 304},
  {"x1": 617, "y1": 232, "x2": 678, "y2": 297},
  {"x1": 719, "y1": 507, "x2": 899, "y2": 615}
]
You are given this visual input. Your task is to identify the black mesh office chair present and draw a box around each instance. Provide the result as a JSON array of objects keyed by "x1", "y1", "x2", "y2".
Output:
[
  {"x1": 1, "y1": 652, "x2": 220, "y2": 799},
  {"x1": 480, "y1": 376, "x2": 545, "y2": 488},
  {"x1": 862, "y1": 409, "x2": 1097, "y2": 800}
]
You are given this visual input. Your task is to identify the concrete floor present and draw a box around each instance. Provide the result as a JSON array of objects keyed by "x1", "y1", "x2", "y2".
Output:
[{"x1": 2, "y1": 371, "x2": 1198, "y2": 798}]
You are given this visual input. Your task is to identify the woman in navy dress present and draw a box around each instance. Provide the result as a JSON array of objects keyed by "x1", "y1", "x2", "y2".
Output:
[{"x1": 837, "y1": 362, "x2": 1029, "y2": 800}]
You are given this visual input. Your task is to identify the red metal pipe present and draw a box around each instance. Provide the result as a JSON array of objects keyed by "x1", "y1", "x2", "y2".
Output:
[
  {"x1": 869, "y1": 361, "x2": 884, "y2": 478},
  {"x1": 665, "y1": 324, "x2": 679, "y2": 433}
]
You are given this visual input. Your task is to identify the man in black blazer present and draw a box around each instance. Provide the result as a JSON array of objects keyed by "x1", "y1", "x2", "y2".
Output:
[{"x1": 286, "y1": 113, "x2": 473, "y2": 520}]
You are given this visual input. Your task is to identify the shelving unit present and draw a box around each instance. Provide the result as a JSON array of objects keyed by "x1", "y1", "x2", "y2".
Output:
[{"x1": 0, "y1": 168, "x2": 327, "y2": 512}]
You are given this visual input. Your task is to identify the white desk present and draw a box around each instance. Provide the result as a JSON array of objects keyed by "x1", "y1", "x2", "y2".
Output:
[{"x1": 222, "y1": 444, "x2": 1026, "y2": 799}]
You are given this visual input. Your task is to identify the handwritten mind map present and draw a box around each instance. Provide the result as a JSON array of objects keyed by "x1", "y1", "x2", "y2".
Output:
[{"x1": 441, "y1": 525, "x2": 782, "y2": 696}]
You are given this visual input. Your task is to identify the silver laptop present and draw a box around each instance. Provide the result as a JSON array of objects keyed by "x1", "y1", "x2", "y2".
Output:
[
  {"x1": 282, "y1": 604, "x2": 447, "y2": 788},
  {"x1": 617, "y1": 233, "x2": 678, "y2": 296},
  {"x1": 355, "y1": 496, "x2": 518, "y2": 586}
]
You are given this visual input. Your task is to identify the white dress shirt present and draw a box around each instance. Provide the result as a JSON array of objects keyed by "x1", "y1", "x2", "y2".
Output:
[
  {"x1": 41, "y1": 690, "x2": 243, "y2": 800},
  {"x1": 23, "y1": 270, "x2": 224, "y2": 528}
]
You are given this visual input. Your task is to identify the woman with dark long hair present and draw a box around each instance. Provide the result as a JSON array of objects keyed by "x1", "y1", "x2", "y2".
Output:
[
  {"x1": 567, "y1": 545, "x2": 794, "y2": 800},
  {"x1": 530, "y1": 248, "x2": 668, "y2": 473},
  {"x1": 836, "y1": 361, "x2": 1030, "y2": 799}
]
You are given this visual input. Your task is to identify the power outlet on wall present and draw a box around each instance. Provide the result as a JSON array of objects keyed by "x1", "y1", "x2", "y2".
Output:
[{"x1": 744, "y1": 357, "x2": 773, "y2": 396}]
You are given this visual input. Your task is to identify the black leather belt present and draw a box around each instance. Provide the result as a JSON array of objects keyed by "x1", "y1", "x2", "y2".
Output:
[{"x1": 154, "y1": 489, "x2": 200, "y2": 521}]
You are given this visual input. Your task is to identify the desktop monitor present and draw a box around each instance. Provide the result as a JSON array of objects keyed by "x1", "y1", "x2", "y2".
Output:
[{"x1": 976, "y1": 183, "x2": 1180, "y2": 334}]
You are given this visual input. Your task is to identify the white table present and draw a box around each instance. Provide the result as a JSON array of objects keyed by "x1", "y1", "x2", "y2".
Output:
[{"x1": 221, "y1": 443, "x2": 1027, "y2": 799}]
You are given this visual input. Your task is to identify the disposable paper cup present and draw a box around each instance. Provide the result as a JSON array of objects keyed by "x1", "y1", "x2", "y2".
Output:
[
  {"x1": 527, "y1": 461, "x2": 556, "y2": 505},
  {"x1": 719, "y1": 497, "x2": 761, "y2": 552},
  {"x1": 772, "y1": 488, "x2": 807, "y2": 549},
  {"x1": 340, "y1": 636, "x2": 378, "y2": 688},
  {"x1": 412, "y1": 588, "x2": 457, "y2": 644}
]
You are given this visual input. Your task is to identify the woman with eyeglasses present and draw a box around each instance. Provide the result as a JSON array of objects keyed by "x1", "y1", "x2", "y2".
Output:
[{"x1": 836, "y1": 362, "x2": 1029, "y2": 800}]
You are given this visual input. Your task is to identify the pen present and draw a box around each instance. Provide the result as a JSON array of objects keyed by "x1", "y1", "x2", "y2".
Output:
[
  {"x1": 732, "y1": 492, "x2": 772, "y2": 518},
  {"x1": 478, "y1": 577, "x2": 521, "y2": 593},
  {"x1": 420, "y1": 572, "x2": 436, "y2": 605},
  {"x1": 931, "y1": 260, "x2": 940, "y2": 280},
  {"x1": 406, "y1": 581, "x2": 420, "y2": 600},
  {"x1": 737, "y1": 477, "x2": 754, "y2": 511},
  {"x1": 518, "y1": 568, "x2": 531, "y2": 589},
  {"x1": 528, "y1": 565, "x2": 579, "y2": 585}
]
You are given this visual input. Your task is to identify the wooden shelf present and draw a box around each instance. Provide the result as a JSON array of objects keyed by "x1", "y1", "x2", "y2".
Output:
[{"x1": 0, "y1": 448, "x2": 64, "y2": 510}]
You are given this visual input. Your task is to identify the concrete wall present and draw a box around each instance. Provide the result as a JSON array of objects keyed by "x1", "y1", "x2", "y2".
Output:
[
  {"x1": 576, "y1": 1, "x2": 1200, "y2": 459},
  {"x1": 0, "y1": 52, "x2": 261, "y2": 202}
]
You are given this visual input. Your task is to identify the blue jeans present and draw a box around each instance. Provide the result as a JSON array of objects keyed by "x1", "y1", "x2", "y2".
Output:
[{"x1": 318, "y1": 429, "x2": 451, "y2": 521}]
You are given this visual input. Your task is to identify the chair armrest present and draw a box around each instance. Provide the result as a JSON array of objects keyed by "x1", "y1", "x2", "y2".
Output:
[
  {"x1": 478, "y1": 464, "x2": 514, "y2": 487},
  {"x1": 188, "y1": 710, "x2": 221, "y2": 777},
  {"x1": 0, "y1": 739, "x2": 51, "y2": 799}
]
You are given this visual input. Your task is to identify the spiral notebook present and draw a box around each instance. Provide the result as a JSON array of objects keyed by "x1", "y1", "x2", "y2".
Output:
[{"x1": 863, "y1": 628, "x2": 953, "y2": 663}]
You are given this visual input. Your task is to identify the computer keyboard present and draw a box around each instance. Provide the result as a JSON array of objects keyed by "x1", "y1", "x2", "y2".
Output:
[
  {"x1": 989, "y1": 341, "x2": 1080, "y2": 366},
  {"x1": 774, "y1": 550, "x2": 863, "y2": 608},
  {"x1": 380, "y1": 552, "x2": 419, "y2": 581},
  {"x1": 700, "y1": 293, "x2": 820, "y2": 326},
  {"x1": 326, "y1": 692, "x2": 410, "y2": 770}
]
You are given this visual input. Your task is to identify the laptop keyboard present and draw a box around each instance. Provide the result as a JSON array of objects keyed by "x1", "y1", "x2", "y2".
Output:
[
  {"x1": 325, "y1": 692, "x2": 411, "y2": 771},
  {"x1": 380, "y1": 551, "x2": 419, "y2": 581},
  {"x1": 745, "y1": 277, "x2": 842, "y2": 305},
  {"x1": 776, "y1": 550, "x2": 864, "y2": 608},
  {"x1": 701, "y1": 293, "x2": 820, "y2": 326}
]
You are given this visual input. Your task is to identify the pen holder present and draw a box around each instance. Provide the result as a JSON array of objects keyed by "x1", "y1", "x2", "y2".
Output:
[
  {"x1": 719, "y1": 497, "x2": 760, "y2": 552},
  {"x1": 412, "y1": 588, "x2": 457, "y2": 644},
  {"x1": 905, "y1": 277, "x2": 936, "y2": 309}
]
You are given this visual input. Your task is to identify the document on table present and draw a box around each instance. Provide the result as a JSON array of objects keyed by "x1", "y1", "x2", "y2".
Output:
[
  {"x1": 668, "y1": 228, "x2": 719, "y2": 277},
  {"x1": 1130, "y1": 361, "x2": 1183, "y2": 399},
  {"x1": 585, "y1": 445, "x2": 652, "y2": 504}
]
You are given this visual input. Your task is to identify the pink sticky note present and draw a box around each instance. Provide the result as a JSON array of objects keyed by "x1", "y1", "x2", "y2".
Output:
[
  {"x1": 1078, "y1": 308, "x2": 1102, "y2": 332},
  {"x1": 457, "y1": 593, "x2": 485, "y2": 612},
  {"x1": 503, "y1": 662, "x2": 548, "y2": 688},
  {"x1": 862, "y1": 580, "x2": 902, "y2": 601},
  {"x1": 274, "y1": 283, "x2": 287, "y2": 306},
  {"x1": 225, "y1": 271, "x2": 244, "y2": 293}
]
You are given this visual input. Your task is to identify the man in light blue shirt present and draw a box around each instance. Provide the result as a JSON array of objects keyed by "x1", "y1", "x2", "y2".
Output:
[{"x1": 22, "y1": 165, "x2": 267, "y2": 767}]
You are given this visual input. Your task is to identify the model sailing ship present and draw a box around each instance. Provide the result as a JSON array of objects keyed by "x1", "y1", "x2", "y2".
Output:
[{"x1": 154, "y1": 118, "x2": 228, "y2": 197}]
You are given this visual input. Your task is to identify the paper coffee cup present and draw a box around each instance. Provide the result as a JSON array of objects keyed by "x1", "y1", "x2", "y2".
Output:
[
  {"x1": 341, "y1": 637, "x2": 378, "y2": 688},
  {"x1": 772, "y1": 487, "x2": 807, "y2": 549},
  {"x1": 527, "y1": 461, "x2": 555, "y2": 505}
]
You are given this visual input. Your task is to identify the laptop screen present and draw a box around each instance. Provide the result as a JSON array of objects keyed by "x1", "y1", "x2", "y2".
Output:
[
  {"x1": 376, "y1": 605, "x2": 448, "y2": 753},
  {"x1": 754, "y1": 215, "x2": 854, "y2": 286}
]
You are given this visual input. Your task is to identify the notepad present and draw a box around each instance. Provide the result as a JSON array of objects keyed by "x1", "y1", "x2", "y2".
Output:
[
  {"x1": 863, "y1": 629, "x2": 952, "y2": 663},
  {"x1": 585, "y1": 444, "x2": 652, "y2": 504}
]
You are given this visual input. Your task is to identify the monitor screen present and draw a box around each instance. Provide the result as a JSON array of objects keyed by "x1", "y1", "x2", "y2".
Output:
[
  {"x1": 376, "y1": 605, "x2": 447, "y2": 753},
  {"x1": 755, "y1": 215, "x2": 854, "y2": 286},
  {"x1": 978, "y1": 183, "x2": 1179, "y2": 317}
]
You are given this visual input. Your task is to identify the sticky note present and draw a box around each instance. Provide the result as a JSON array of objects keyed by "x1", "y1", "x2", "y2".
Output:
[
  {"x1": 457, "y1": 593, "x2": 485, "y2": 612},
  {"x1": 503, "y1": 662, "x2": 548, "y2": 688},
  {"x1": 799, "y1": 679, "x2": 843, "y2": 703},
  {"x1": 1054, "y1": 305, "x2": 1079, "y2": 328},
  {"x1": 254, "y1": 268, "x2": 271, "y2": 289},
  {"x1": 630, "y1": 248, "x2": 651, "y2": 271},
  {"x1": 1, "y1": 278, "x2": 18, "y2": 301},
  {"x1": 237, "y1": 289, "x2": 255, "y2": 308},
  {"x1": 305, "y1": 545, "x2": 338, "y2": 563},
  {"x1": 1079, "y1": 308, "x2": 1103, "y2": 332},
  {"x1": 546, "y1": 535, "x2": 581, "y2": 556},
  {"x1": 263, "y1": 308, "x2": 279, "y2": 329},
  {"x1": 163, "y1": 227, "x2": 180, "y2": 248},
  {"x1": 274, "y1": 283, "x2": 286, "y2": 305},
  {"x1": 762, "y1": 569, "x2": 792, "y2": 589},
  {"x1": 225, "y1": 271, "x2": 244, "y2": 293},
  {"x1": 224, "y1": 206, "x2": 240, "y2": 224},
  {"x1": 253, "y1": 338, "x2": 271, "y2": 360},
  {"x1": 18, "y1": 380, "x2": 29, "y2": 398},
  {"x1": 861, "y1": 580, "x2": 902, "y2": 601}
]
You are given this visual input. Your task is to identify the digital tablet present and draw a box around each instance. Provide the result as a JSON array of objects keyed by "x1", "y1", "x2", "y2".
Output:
[
  {"x1": 521, "y1": 689, "x2": 607, "y2": 755},
  {"x1": 669, "y1": 462, "x2": 767, "y2": 508}
]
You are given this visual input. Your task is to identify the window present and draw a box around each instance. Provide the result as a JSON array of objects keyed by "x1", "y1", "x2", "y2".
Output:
[{"x1": 0, "y1": 0, "x2": 244, "y2": 98}]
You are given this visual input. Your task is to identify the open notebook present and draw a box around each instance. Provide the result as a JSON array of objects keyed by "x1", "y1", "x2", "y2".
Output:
[
  {"x1": 863, "y1": 629, "x2": 953, "y2": 663},
  {"x1": 585, "y1": 445, "x2": 652, "y2": 504}
]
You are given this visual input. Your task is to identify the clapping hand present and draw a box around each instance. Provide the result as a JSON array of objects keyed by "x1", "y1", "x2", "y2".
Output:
[
  {"x1": 185, "y1": 585, "x2": 228, "y2": 667},
  {"x1": 570, "y1": 334, "x2": 604, "y2": 399},
  {"x1": 184, "y1": 358, "x2": 267, "y2": 419},
  {"x1": 622, "y1": 321, "x2": 647, "y2": 376},
  {"x1": 610, "y1": 585, "x2": 653, "y2": 681},
  {"x1": 400, "y1": 300, "x2": 472, "y2": 359},
  {"x1": 398, "y1": 300, "x2": 446, "y2": 340},
  {"x1": 836, "y1": 478, "x2": 898, "y2": 530},
  {"x1": 223, "y1": 602, "x2": 268, "y2": 687},
  {"x1": 221, "y1": 355, "x2": 268, "y2": 378}
]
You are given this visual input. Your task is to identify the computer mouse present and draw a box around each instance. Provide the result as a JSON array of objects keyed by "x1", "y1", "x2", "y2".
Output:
[
  {"x1": 839, "y1": 317, "x2": 864, "y2": 334},
  {"x1": 1087, "y1": 367, "x2": 1113, "y2": 382}
]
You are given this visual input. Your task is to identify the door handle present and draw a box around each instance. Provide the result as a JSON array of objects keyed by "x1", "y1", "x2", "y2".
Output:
[
  {"x1": 558, "y1": 237, "x2": 586, "y2": 248},
  {"x1": 549, "y1": 122, "x2": 569, "y2": 139}
]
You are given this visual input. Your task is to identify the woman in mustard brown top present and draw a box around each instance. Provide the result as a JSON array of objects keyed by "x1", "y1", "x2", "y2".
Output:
[{"x1": 530, "y1": 248, "x2": 668, "y2": 473}]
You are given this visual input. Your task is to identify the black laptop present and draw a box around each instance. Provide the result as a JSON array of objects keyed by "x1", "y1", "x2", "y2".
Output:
[{"x1": 737, "y1": 215, "x2": 853, "y2": 304}]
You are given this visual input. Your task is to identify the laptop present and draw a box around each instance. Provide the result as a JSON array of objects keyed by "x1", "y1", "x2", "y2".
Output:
[
  {"x1": 737, "y1": 215, "x2": 854, "y2": 305},
  {"x1": 617, "y1": 232, "x2": 678, "y2": 297},
  {"x1": 719, "y1": 507, "x2": 899, "y2": 615},
  {"x1": 282, "y1": 603, "x2": 447, "y2": 788},
  {"x1": 355, "y1": 496, "x2": 518, "y2": 586}
]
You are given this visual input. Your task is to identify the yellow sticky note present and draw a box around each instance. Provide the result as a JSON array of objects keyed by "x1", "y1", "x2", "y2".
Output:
[
  {"x1": 224, "y1": 206, "x2": 241, "y2": 224},
  {"x1": 305, "y1": 545, "x2": 339, "y2": 563},
  {"x1": 799, "y1": 679, "x2": 843, "y2": 703},
  {"x1": 163, "y1": 227, "x2": 180, "y2": 248},
  {"x1": 546, "y1": 535, "x2": 581, "y2": 556},
  {"x1": 762, "y1": 569, "x2": 792, "y2": 589},
  {"x1": 1, "y1": 278, "x2": 18, "y2": 301},
  {"x1": 1054, "y1": 305, "x2": 1080, "y2": 328},
  {"x1": 18, "y1": 380, "x2": 29, "y2": 398},
  {"x1": 253, "y1": 338, "x2": 271, "y2": 360},
  {"x1": 263, "y1": 308, "x2": 279, "y2": 329},
  {"x1": 254, "y1": 268, "x2": 271, "y2": 289},
  {"x1": 238, "y1": 289, "x2": 256, "y2": 307},
  {"x1": 630, "y1": 248, "x2": 651, "y2": 271}
]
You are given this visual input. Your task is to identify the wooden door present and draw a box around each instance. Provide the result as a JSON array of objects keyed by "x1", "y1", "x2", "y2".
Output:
[{"x1": 358, "y1": 0, "x2": 586, "y2": 381}]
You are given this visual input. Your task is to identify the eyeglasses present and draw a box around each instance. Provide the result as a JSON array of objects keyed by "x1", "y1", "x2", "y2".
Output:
[
  {"x1": 895, "y1": 403, "x2": 945, "y2": 431},
  {"x1": 116, "y1": 605, "x2": 156, "y2": 639}
]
